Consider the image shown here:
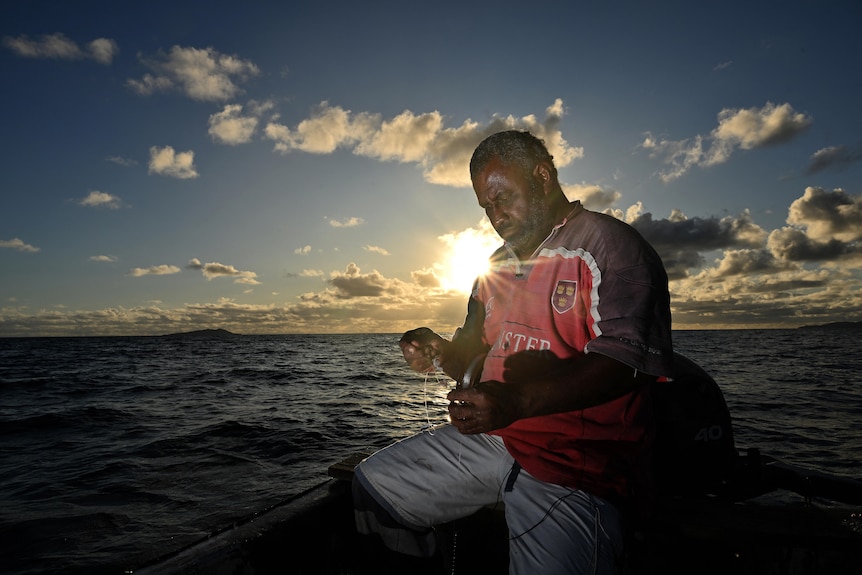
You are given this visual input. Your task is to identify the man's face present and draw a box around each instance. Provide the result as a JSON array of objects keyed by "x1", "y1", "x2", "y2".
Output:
[{"x1": 473, "y1": 157, "x2": 553, "y2": 259}]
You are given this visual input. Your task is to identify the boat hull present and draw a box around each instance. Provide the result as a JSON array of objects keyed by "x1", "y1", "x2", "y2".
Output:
[{"x1": 135, "y1": 469, "x2": 862, "y2": 575}]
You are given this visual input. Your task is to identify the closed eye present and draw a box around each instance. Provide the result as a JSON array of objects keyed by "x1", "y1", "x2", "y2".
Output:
[{"x1": 481, "y1": 194, "x2": 510, "y2": 212}]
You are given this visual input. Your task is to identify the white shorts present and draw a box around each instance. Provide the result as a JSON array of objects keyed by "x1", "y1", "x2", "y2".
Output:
[{"x1": 354, "y1": 424, "x2": 623, "y2": 574}]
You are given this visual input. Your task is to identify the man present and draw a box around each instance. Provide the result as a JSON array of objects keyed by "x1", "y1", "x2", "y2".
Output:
[{"x1": 353, "y1": 130, "x2": 674, "y2": 574}]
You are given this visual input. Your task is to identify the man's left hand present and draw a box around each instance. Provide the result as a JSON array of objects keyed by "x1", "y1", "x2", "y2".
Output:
[{"x1": 447, "y1": 381, "x2": 520, "y2": 434}]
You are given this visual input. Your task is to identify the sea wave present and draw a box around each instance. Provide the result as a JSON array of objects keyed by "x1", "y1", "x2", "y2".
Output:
[{"x1": 0, "y1": 331, "x2": 860, "y2": 574}]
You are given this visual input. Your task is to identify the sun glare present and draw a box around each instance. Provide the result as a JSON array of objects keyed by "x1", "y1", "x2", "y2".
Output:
[{"x1": 436, "y1": 220, "x2": 500, "y2": 294}]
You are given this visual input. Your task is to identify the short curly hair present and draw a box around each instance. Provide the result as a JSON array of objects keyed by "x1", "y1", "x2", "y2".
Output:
[{"x1": 469, "y1": 130, "x2": 557, "y2": 181}]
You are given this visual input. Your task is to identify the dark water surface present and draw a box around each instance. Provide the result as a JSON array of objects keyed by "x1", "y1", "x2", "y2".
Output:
[{"x1": 1, "y1": 330, "x2": 860, "y2": 574}]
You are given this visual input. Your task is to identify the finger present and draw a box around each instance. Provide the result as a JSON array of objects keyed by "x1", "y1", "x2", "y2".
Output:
[
  {"x1": 451, "y1": 419, "x2": 470, "y2": 434},
  {"x1": 453, "y1": 417, "x2": 483, "y2": 435},
  {"x1": 447, "y1": 402, "x2": 469, "y2": 421},
  {"x1": 449, "y1": 413, "x2": 477, "y2": 434},
  {"x1": 447, "y1": 388, "x2": 473, "y2": 402},
  {"x1": 401, "y1": 340, "x2": 439, "y2": 362},
  {"x1": 401, "y1": 348, "x2": 434, "y2": 372}
]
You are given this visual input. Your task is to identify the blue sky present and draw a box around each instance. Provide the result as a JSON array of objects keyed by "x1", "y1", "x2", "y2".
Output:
[{"x1": 2, "y1": 0, "x2": 861, "y2": 336}]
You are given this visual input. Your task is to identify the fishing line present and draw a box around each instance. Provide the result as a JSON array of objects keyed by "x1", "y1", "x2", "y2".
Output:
[
  {"x1": 422, "y1": 362, "x2": 464, "y2": 575},
  {"x1": 422, "y1": 364, "x2": 464, "y2": 465},
  {"x1": 422, "y1": 359, "x2": 450, "y2": 434},
  {"x1": 508, "y1": 489, "x2": 578, "y2": 541},
  {"x1": 422, "y1": 368, "x2": 441, "y2": 435}
]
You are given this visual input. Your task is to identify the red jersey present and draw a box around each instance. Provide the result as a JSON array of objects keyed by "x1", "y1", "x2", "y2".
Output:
[{"x1": 471, "y1": 201, "x2": 674, "y2": 504}]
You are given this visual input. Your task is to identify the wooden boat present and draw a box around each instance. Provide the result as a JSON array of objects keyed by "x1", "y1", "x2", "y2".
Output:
[
  {"x1": 131, "y1": 448, "x2": 862, "y2": 575},
  {"x1": 134, "y1": 354, "x2": 862, "y2": 574}
]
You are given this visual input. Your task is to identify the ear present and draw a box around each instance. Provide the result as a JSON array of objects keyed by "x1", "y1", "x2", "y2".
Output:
[{"x1": 533, "y1": 162, "x2": 552, "y2": 190}]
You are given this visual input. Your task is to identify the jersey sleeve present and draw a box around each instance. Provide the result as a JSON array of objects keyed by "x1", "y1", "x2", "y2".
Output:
[{"x1": 583, "y1": 228, "x2": 674, "y2": 377}]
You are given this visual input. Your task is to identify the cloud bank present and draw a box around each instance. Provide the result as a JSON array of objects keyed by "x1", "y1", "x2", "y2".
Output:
[
  {"x1": 1, "y1": 34, "x2": 859, "y2": 335},
  {"x1": 263, "y1": 98, "x2": 581, "y2": 188}
]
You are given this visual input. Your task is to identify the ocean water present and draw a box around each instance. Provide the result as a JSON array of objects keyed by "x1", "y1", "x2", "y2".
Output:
[{"x1": 1, "y1": 329, "x2": 860, "y2": 574}]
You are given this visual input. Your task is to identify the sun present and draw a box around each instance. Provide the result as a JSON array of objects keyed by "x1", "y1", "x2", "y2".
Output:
[{"x1": 435, "y1": 220, "x2": 500, "y2": 295}]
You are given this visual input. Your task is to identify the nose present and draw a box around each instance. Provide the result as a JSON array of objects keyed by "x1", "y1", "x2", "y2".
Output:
[{"x1": 487, "y1": 206, "x2": 506, "y2": 229}]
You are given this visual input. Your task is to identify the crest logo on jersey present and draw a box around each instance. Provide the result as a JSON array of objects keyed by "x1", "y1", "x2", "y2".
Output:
[{"x1": 551, "y1": 280, "x2": 577, "y2": 314}]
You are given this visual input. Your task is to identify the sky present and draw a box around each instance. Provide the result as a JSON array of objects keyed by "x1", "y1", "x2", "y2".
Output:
[{"x1": 2, "y1": 0, "x2": 861, "y2": 337}]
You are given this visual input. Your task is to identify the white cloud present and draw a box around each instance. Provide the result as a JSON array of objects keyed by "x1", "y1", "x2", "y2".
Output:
[
  {"x1": 786, "y1": 187, "x2": 862, "y2": 242},
  {"x1": 712, "y1": 102, "x2": 812, "y2": 150},
  {"x1": 265, "y1": 101, "x2": 379, "y2": 154},
  {"x1": 3, "y1": 33, "x2": 118, "y2": 64},
  {"x1": 765, "y1": 187, "x2": 862, "y2": 263},
  {"x1": 127, "y1": 45, "x2": 259, "y2": 101},
  {"x1": 79, "y1": 190, "x2": 121, "y2": 209},
  {"x1": 411, "y1": 267, "x2": 442, "y2": 288},
  {"x1": 328, "y1": 216, "x2": 364, "y2": 228},
  {"x1": 88, "y1": 38, "x2": 119, "y2": 64},
  {"x1": 641, "y1": 102, "x2": 813, "y2": 182},
  {"x1": 563, "y1": 183, "x2": 621, "y2": 211},
  {"x1": 327, "y1": 262, "x2": 406, "y2": 298},
  {"x1": 106, "y1": 156, "x2": 137, "y2": 167},
  {"x1": 364, "y1": 245, "x2": 391, "y2": 256},
  {"x1": 89, "y1": 255, "x2": 118, "y2": 262},
  {"x1": 130, "y1": 265, "x2": 181, "y2": 277},
  {"x1": 127, "y1": 73, "x2": 173, "y2": 95},
  {"x1": 148, "y1": 145, "x2": 199, "y2": 179},
  {"x1": 186, "y1": 258, "x2": 260, "y2": 284},
  {"x1": 639, "y1": 134, "x2": 706, "y2": 183},
  {"x1": 294, "y1": 245, "x2": 312, "y2": 255},
  {"x1": 4, "y1": 32, "x2": 80, "y2": 58},
  {"x1": 354, "y1": 110, "x2": 443, "y2": 162},
  {"x1": 0, "y1": 238, "x2": 40, "y2": 252},
  {"x1": 208, "y1": 103, "x2": 259, "y2": 145}
]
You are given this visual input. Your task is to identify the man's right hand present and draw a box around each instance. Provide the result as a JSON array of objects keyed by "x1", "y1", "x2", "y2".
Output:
[{"x1": 398, "y1": 327, "x2": 449, "y2": 373}]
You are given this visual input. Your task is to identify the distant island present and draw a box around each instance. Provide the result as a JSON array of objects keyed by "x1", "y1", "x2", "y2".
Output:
[
  {"x1": 797, "y1": 321, "x2": 862, "y2": 330},
  {"x1": 160, "y1": 328, "x2": 241, "y2": 339}
]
